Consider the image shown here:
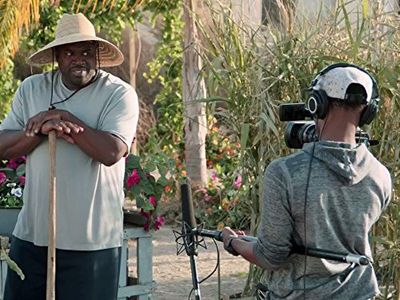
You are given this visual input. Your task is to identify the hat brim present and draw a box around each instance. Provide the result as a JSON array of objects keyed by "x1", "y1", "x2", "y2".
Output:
[{"x1": 28, "y1": 34, "x2": 124, "y2": 67}]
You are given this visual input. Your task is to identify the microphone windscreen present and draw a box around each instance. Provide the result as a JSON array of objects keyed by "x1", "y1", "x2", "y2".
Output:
[{"x1": 181, "y1": 182, "x2": 196, "y2": 229}]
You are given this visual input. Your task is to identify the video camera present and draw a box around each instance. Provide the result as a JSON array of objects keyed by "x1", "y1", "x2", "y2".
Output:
[{"x1": 278, "y1": 103, "x2": 378, "y2": 149}]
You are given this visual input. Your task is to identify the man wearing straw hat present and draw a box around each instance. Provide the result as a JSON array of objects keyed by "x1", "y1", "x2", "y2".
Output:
[{"x1": 0, "y1": 13, "x2": 138, "y2": 299}]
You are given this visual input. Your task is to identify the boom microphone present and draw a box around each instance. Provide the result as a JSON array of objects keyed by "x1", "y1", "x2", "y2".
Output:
[
  {"x1": 180, "y1": 182, "x2": 201, "y2": 300},
  {"x1": 181, "y1": 182, "x2": 197, "y2": 232}
]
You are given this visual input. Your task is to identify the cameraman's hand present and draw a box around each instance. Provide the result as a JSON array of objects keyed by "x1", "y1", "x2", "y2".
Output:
[{"x1": 222, "y1": 227, "x2": 245, "y2": 256}]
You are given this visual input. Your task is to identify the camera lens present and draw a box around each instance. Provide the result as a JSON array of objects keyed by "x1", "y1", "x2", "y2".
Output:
[{"x1": 284, "y1": 121, "x2": 316, "y2": 149}]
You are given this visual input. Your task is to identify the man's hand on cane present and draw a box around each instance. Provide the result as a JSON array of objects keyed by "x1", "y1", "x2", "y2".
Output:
[{"x1": 40, "y1": 119, "x2": 84, "y2": 144}]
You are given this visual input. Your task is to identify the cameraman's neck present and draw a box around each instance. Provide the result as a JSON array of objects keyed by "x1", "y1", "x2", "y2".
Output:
[
  {"x1": 317, "y1": 118, "x2": 358, "y2": 145},
  {"x1": 319, "y1": 126, "x2": 357, "y2": 144}
]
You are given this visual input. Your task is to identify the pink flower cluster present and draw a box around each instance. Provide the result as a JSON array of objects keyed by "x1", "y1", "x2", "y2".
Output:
[
  {"x1": 19, "y1": 176, "x2": 26, "y2": 186},
  {"x1": 140, "y1": 196, "x2": 165, "y2": 232},
  {"x1": 6, "y1": 156, "x2": 26, "y2": 170},
  {"x1": 126, "y1": 169, "x2": 141, "y2": 188},
  {"x1": 233, "y1": 175, "x2": 242, "y2": 189},
  {"x1": 0, "y1": 172, "x2": 6, "y2": 185},
  {"x1": 1, "y1": 156, "x2": 27, "y2": 186},
  {"x1": 149, "y1": 195, "x2": 157, "y2": 207},
  {"x1": 142, "y1": 215, "x2": 165, "y2": 231}
]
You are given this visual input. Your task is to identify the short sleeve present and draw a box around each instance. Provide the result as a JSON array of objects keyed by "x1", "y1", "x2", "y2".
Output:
[
  {"x1": 98, "y1": 85, "x2": 139, "y2": 152},
  {"x1": 0, "y1": 87, "x2": 25, "y2": 131}
]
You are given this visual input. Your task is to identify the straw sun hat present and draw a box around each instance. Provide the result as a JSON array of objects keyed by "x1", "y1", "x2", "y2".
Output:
[{"x1": 28, "y1": 13, "x2": 124, "y2": 67}]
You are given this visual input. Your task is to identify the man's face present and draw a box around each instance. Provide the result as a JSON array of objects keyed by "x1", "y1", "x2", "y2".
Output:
[{"x1": 55, "y1": 41, "x2": 97, "y2": 90}]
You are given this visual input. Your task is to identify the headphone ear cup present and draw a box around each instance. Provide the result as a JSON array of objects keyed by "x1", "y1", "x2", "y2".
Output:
[
  {"x1": 306, "y1": 89, "x2": 329, "y2": 119},
  {"x1": 359, "y1": 99, "x2": 379, "y2": 126}
]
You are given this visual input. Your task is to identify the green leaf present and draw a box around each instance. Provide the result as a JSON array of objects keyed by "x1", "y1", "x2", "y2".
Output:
[
  {"x1": 126, "y1": 155, "x2": 141, "y2": 170},
  {"x1": 16, "y1": 164, "x2": 25, "y2": 177},
  {"x1": 157, "y1": 176, "x2": 168, "y2": 187},
  {"x1": 239, "y1": 123, "x2": 250, "y2": 159},
  {"x1": 1, "y1": 249, "x2": 25, "y2": 280}
]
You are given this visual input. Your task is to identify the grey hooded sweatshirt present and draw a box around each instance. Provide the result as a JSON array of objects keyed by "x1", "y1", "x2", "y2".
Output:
[{"x1": 254, "y1": 141, "x2": 392, "y2": 300}]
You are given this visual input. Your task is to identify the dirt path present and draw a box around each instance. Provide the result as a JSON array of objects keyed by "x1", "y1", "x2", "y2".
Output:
[{"x1": 129, "y1": 225, "x2": 250, "y2": 300}]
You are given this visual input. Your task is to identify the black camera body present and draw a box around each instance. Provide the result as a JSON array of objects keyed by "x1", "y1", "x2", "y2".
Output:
[{"x1": 279, "y1": 103, "x2": 377, "y2": 149}]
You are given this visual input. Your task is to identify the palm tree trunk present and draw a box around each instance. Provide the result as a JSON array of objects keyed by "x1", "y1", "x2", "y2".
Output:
[{"x1": 182, "y1": 0, "x2": 208, "y2": 187}]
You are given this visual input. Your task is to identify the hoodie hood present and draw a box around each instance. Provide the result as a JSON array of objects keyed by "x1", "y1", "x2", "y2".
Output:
[{"x1": 302, "y1": 141, "x2": 373, "y2": 185}]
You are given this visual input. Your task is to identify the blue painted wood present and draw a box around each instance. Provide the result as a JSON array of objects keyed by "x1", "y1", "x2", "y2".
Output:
[
  {"x1": 0, "y1": 258, "x2": 6, "y2": 300},
  {"x1": 0, "y1": 208, "x2": 21, "y2": 237},
  {"x1": 118, "y1": 225, "x2": 153, "y2": 300},
  {"x1": 137, "y1": 235, "x2": 153, "y2": 300}
]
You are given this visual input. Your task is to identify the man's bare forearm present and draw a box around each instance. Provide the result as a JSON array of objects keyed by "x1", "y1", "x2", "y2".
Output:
[
  {"x1": 62, "y1": 113, "x2": 127, "y2": 166},
  {"x1": 70, "y1": 125, "x2": 127, "y2": 166},
  {"x1": 24, "y1": 109, "x2": 128, "y2": 166},
  {"x1": 0, "y1": 130, "x2": 43, "y2": 159}
]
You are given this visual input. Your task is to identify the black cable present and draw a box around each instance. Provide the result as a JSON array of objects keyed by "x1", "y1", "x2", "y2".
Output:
[
  {"x1": 49, "y1": 49, "x2": 55, "y2": 110},
  {"x1": 187, "y1": 237, "x2": 221, "y2": 300},
  {"x1": 199, "y1": 238, "x2": 220, "y2": 284},
  {"x1": 302, "y1": 141, "x2": 315, "y2": 300},
  {"x1": 302, "y1": 118, "x2": 327, "y2": 300},
  {"x1": 49, "y1": 71, "x2": 99, "y2": 108}
]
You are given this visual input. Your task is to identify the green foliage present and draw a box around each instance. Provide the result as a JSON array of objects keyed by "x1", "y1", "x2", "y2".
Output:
[
  {"x1": 200, "y1": 3, "x2": 289, "y2": 242},
  {"x1": 23, "y1": 1, "x2": 137, "y2": 55},
  {"x1": 143, "y1": 0, "x2": 184, "y2": 152},
  {"x1": 192, "y1": 121, "x2": 249, "y2": 229},
  {"x1": 142, "y1": 0, "x2": 181, "y2": 13},
  {"x1": 0, "y1": 59, "x2": 19, "y2": 121},
  {"x1": 124, "y1": 153, "x2": 176, "y2": 231}
]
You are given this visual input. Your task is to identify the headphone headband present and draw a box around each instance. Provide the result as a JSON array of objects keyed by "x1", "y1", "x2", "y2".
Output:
[
  {"x1": 311, "y1": 62, "x2": 379, "y2": 100},
  {"x1": 307, "y1": 62, "x2": 380, "y2": 126}
]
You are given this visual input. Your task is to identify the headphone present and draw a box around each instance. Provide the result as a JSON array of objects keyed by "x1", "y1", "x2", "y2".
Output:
[{"x1": 306, "y1": 63, "x2": 380, "y2": 126}]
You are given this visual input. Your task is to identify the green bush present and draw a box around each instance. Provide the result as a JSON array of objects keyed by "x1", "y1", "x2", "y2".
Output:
[{"x1": 0, "y1": 60, "x2": 19, "y2": 121}]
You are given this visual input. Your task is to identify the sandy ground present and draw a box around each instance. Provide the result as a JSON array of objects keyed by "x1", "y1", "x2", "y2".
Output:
[{"x1": 129, "y1": 225, "x2": 250, "y2": 300}]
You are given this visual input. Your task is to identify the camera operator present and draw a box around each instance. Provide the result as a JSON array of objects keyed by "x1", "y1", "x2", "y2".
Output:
[{"x1": 222, "y1": 64, "x2": 392, "y2": 299}]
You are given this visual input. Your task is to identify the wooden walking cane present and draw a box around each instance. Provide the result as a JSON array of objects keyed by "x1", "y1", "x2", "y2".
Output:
[{"x1": 47, "y1": 131, "x2": 57, "y2": 300}]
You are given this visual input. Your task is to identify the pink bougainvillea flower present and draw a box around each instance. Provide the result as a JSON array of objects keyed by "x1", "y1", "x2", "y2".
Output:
[
  {"x1": 126, "y1": 169, "x2": 141, "y2": 188},
  {"x1": 233, "y1": 175, "x2": 242, "y2": 189},
  {"x1": 17, "y1": 156, "x2": 27, "y2": 164},
  {"x1": 18, "y1": 176, "x2": 26, "y2": 186},
  {"x1": 204, "y1": 193, "x2": 212, "y2": 202},
  {"x1": 154, "y1": 216, "x2": 165, "y2": 231},
  {"x1": 210, "y1": 170, "x2": 218, "y2": 182},
  {"x1": 0, "y1": 172, "x2": 7, "y2": 185},
  {"x1": 144, "y1": 222, "x2": 150, "y2": 231},
  {"x1": 140, "y1": 209, "x2": 151, "y2": 219},
  {"x1": 149, "y1": 195, "x2": 157, "y2": 208},
  {"x1": 6, "y1": 159, "x2": 19, "y2": 169}
]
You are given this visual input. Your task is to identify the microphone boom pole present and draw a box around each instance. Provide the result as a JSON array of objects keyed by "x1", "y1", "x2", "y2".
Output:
[
  {"x1": 195, "y1": 229, "x2": 370, "y2": 266},
  {"x1": 181, "y1": 183, "x2": 202, "y2": 300}
]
